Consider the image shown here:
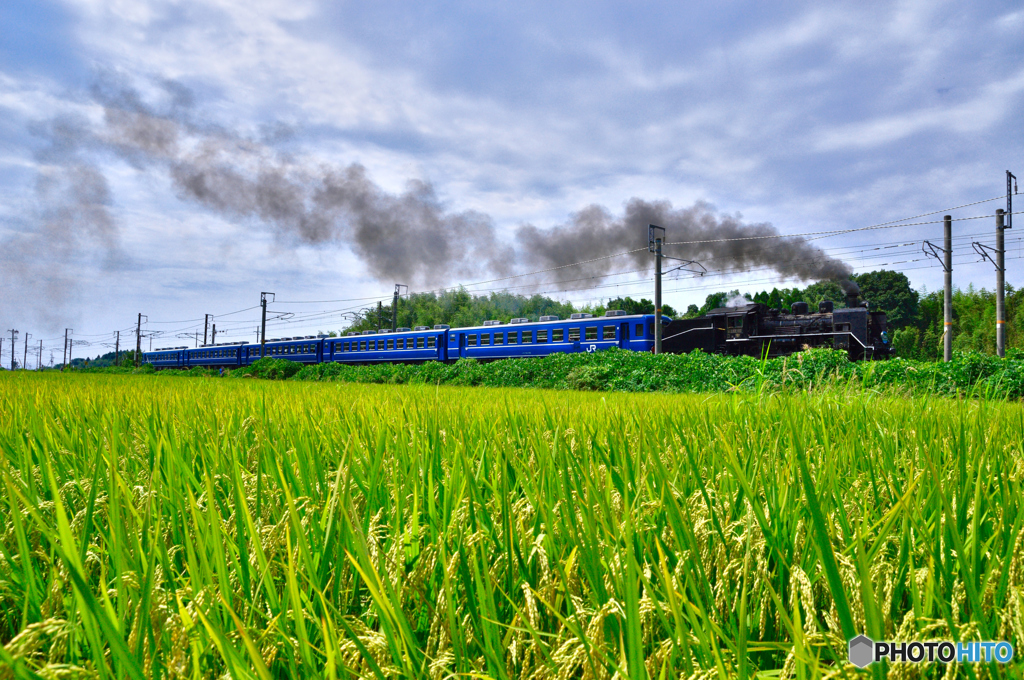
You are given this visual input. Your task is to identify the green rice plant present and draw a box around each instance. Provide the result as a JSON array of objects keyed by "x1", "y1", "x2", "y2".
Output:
[{"x1": 0, "y1": 371, "x2": 1021, "y2": 679}]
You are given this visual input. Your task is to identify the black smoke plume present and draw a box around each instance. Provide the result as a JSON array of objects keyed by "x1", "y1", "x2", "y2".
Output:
[
  {"x1": 7, "y1": 75, "x2": 859, "y2": 332},
  {"x1": 515, "y1": 199, "x2": 860, "y2": 295}
]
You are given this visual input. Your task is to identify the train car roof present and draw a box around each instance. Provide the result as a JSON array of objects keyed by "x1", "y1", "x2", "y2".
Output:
[
  {"x1": 338, "y1": 312, "x2": 666, "y2": 337},
  {"x1": 189, "y1": 342, "x2": 249, "y2": 350},
  {"x1": 442, "y1": 312, "x2": 659, "y2": 333}
]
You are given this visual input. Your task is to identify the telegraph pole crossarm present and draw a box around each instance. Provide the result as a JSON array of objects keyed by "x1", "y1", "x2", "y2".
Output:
[
  {"x1": 971, "y1": 241, "x2": 1002, "y2": 269},
  {"x1": 663, "y1": 258, "x2": 707, "y2": 276},
  {"x1": 923, "y1": 241, "x2": 952, "y2": 271}
]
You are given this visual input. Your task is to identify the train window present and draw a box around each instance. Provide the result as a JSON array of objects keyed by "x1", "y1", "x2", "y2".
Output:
[
  {"x1": 522, "y1": 331, "x2": 533, "y2": 344},
  {"x1": 417, "y1": 337, "x2": 425, "y2": 349},
  {"x1": 508, "y1": 332, "x2": 518, "y2": 345},
  {"x1": 552, "y1": 329, "x2": 563, "y2": 342},
  {"x1": 603, "y1": 326, "x2": 616, "y2": 340},
  {"x1": 481, "y1": 334, "x2": 491, "y2": 345},
  {"x1": 585, "y1": 327, "x2": 597, "y2": 341},
  {"x1": 636, "y1": 323, "x2": 644, "y2": 337},
  {"x1": 493, "y1": 333, "x2": 504, "y2": 345},
  {"x1": 569, "y1": 327, "x2": 580, "y2": 341},
  {"x1": 648, "y1": 322, "x2": 654, "y2": 336},
  {"x1": 728, "y1": 317, "x2": 742, "y2": 328},
  {"x1": 359, "y1": 341, "x2": 367, "y2": 351},
  {"x1": 387, "y1": 339, "x2": 394, "y2": 350},
  {"x1": 342, "y1": 342, "x2": 349, "y2": 351},
  {"x1": 427, "y1": 337, "x2": 435, "y2": 348},
  {"x1": 537, "y1": 330, "x2": 547, "y2": 343},
  {"x1": 468, "y1": 334, "x2": 477, "y2": 346}
]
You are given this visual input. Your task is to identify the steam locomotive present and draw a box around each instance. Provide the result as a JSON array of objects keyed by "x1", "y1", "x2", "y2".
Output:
[
  {"x1": 663, "y1": 294, "x2": 892, "y2": 360},
  {"x1": 141, "y1": 296, "x2": 891, "y2": 369}
]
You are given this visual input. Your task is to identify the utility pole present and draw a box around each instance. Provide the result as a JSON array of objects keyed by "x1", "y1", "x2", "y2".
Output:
[
  {"x1": 944, "y1": 215, "x2": 953, "y2": 362},
  {"x1": 8, "y1": 330, "x2": 17, "y2": 371},
  {"x1": 212, "y1": 324, "x2": 217, "y2": 345},
  {"x1": 0, "y1": 338, "x2": 3, "y2": 370},
  {"x1": 392, "y1": 284, "x2": 407, "y2": 332},
  {"x1": 204, "y1": 314, "x2": 211, "y2": 346},
  {"x1": 38, "y1": 340, "x2": 42, "y2": 371},
  {"x1": 23, "y1": 333, "x2": 31, "y2": 371},
  {"x1": 115, "y1": 331, "x2": 120, "y2": 366},
  {"x1": 135, "y1": 313, "x2": 143, "y2": 367},
  {"x1": 925, "y1": 220, "x2": 955, "y2": 361},
  {"x1": 377, "y1": 301, "x2": 383, "y2": 332},
  {"x1": 68, "y1": 338, "x2": 73, "y2": 367},
  {"x1": 63, "y1": 328, "x2": 71, "y2": 368},
  {"x1": 648, "y1": 224, "x2": 705, "y2": 355},
  {"x1": 649, "y1": 225, "x2": 664, "y2": 354},
  {"x1": 260, "y1": 292, "x2": 274, "y2": 359},
  {"x1": 996, "y1": 209, "x2": 1006, "y2": 358}
]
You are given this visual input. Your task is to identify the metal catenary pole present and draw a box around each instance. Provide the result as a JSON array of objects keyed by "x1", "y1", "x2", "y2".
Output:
[
  {"x1": 8, "y1": 330, "x2": 17, "y2": 370},
  {"x1": 996, "y1": 209, "x2": 1006, "y2": 358},
  {"x1": 63, "y1": 328, "x2": 70, "y2": 367},
  {"x1": 204, "y1": 314, "x2": 210, "y2": 346},
  {"x1": 38, "y1": 340, "x2": 42, "y2": 371},
  {"x1": 115, "y1": 330, "x2": 120, "y2": 365},
  {"x1": 23, "y1": 333, "x2": 31, "y2": 370},
  {"x1": 260, "y1": 292, "x2": 274, "y2": 359},
  {"x1": 135, "y1": 313, "x2": 143, "y2": 367},
  {"x1": 944, "y1": 215, "x2": 953, "y2": 362},
  {"x1": 648, "y1": 225, "x2": 665, "y2": 354}
]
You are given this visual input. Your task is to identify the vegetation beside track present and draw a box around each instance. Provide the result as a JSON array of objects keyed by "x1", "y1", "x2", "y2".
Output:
[
  {"x1": 1, "y1": 373, "x2": 1021, "y2": 677},
  {"x1": 282, "y1": 348, "x2": 1024, "y2": 399},
  {"x1": 58, "y1": 347, "x2": 1024, "y2": 399}
]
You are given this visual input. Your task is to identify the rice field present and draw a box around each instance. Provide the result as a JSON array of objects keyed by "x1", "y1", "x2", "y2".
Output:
[{"x1": 0, "y1": 372, "x2": 1022, "y2": 679}]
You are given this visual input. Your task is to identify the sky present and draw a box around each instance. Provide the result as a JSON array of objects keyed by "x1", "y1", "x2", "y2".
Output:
[{"x1": 1, "y1": 0, "x2": 1022, "y2": 365}]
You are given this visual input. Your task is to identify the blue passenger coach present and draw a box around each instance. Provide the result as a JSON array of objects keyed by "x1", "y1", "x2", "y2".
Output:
[
  {"x1": 445, "y1": 311, "x2": 665, "y2": 360},
  {"x1": 244, "y1": 336, "x2": 323, "y2": 365},
  {"x1": 141, "y1": 312, "x2": 669, "y2": 369}
]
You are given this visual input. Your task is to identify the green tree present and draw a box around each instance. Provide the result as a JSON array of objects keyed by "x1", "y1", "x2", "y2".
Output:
[
  {"x1": 854, "y1": 270, "x2": 919, "y2": 329},
  {"x1": 892, "y1": 327, "x2": 920, "y2": 359}
]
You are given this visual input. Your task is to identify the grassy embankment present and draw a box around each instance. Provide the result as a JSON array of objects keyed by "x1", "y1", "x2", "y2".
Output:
[{"x1": 1, "y1": 372, "x2": 1022, "y2": 678}]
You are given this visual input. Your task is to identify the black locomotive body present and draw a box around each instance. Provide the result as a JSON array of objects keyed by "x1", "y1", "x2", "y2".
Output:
[{"x1": 663, "y1": 298, "x2": 892, "y2": 360}]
